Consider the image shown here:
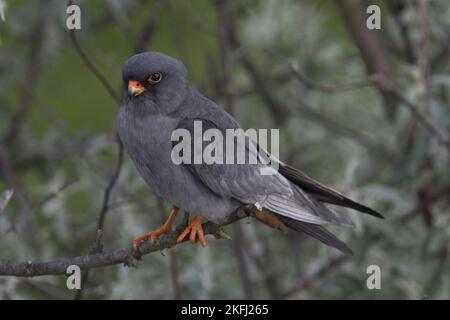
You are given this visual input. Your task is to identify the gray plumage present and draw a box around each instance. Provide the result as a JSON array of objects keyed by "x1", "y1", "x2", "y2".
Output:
[{"x1": 117, "y1": 52, "x2": 383, "y2": 255}]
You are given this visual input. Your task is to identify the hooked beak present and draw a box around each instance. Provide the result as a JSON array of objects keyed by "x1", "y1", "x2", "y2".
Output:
[{"x1": 128, "y1": 80, "x2": 146, "y2": 96}]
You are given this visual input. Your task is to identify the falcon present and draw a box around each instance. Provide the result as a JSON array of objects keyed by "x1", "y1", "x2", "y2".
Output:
[{"x1": 117, "y1": 52, "x2": 383, "y2": 255}]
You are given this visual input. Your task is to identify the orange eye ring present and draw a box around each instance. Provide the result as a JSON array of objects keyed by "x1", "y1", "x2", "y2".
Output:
[{"x1": 148, "y1": 72, "x2": 163, "y2": 84}]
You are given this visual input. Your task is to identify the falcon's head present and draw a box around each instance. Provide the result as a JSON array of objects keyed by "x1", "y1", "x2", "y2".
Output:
[{"x1": 121, "y1": 52, "x2": 188, "y2": 113}]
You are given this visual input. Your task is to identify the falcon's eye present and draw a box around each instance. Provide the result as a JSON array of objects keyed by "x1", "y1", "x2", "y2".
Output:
[{"x1": 148, "y1": 72, "x2": 163, "y2": 84}]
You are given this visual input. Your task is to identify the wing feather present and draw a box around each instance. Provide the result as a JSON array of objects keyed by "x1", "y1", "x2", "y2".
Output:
[{"x1": 175, "y1": 118, "x2": 354, "y2": 227}]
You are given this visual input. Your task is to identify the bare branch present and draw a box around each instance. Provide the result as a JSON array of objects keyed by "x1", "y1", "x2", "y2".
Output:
[
  {"x1": 36, "y1": 181, "x2": 77, "y2": 210},
  {"x1": 67, "y1": 1, "x2": 125, "y2": 298},
  {"x1": 2, "y1": 9, "x2": 48, "y2": 145},
  {"x1": 295, "y1": 100, "x2": 395, "y2": 160},
  {"x1": 215, "y1": 0, "x2": 236, "y2": 115},
  {"x1": 96, "y1": 142, "x2": 124, "y2": 233},
  {"x1": 225, "y1": 11, "x2": 290, "y2": 124},
  {"x1": 232, "y1": 222, "x2": 256, "y2": 299},
  {"x1": 133, "y1": 12, "x2": 155, "y2": 53},
  {"x1": 0, "y1": 205, "x2": 255, "y2": 277},
  {"x1": 238, "y1": 53, "x2": 291, "y2": 124},
  {"x1": 289, "y1": 59, "x2": 450, "y2": 151},
  {"x1": 385, "y1": 1, "x2": 416, "y2": 64},
  {"x1": 289, "y1": 59, "x2": 379, "y2": 92},
  {"x1": 281, "y1": 255, "x2": 350, "y2": 299},
  {"x1": 67, "y1": 27, "x2": 119, "y2": 102},
  {"x1": 337, "y1": 0, "x2": 398, "y2": 119},
  {"x1": 380, "y1": 82, "x2": 450, "y2": 150},
  {"x1": 157, "y1": 198, "x2": 182, "y2": 299}
]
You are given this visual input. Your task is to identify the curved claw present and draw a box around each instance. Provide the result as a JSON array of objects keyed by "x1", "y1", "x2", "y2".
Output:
[
  {"x1": 177, "y1": 216, "x2": 207, "y2": 247},
  {"x1": 132, "y1": 207, "x2": 178, "y2": 249}
]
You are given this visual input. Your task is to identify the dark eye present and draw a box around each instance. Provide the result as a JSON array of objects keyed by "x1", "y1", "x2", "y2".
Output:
[{"x1": 148, "y1": 72, "x2": 163, "y2": 84}]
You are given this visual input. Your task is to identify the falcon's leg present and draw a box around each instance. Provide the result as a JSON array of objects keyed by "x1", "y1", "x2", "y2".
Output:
[
  {"x1": 176, "y1": 215, "x2": 207, "y2": 247},
  {"x1": 132, "y1": 207, "x2": 179, "y2": 248}
]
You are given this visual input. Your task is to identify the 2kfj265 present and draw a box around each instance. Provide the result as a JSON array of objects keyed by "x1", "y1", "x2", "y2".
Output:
[{"x1": 224, "y1": 304, "x2": 269, "y2": 316}]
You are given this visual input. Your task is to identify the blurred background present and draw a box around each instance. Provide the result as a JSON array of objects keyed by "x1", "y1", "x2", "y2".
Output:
[{"x1": 0, "y1": 0, "x2": 449, "y2": 299}]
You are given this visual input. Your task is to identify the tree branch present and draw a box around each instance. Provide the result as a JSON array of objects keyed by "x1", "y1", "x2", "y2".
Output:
[
  {"x1": 281, "y1": 255, "x2": 350, "y2": 299},
  {"x1": 2, "y1": 7, "x2": 48, "y2": 145},
  {"x1": 337, "y1": 0, "x2": 398, "y2": 119},
  {"x1": 68, "y1": 28, "x2": 120, "y2": 103},
  {"x1": 380, "y1": 82, "x2": 450, "y2": 150},
  {"x1": 67, "y1": 1, "x2": 125, "y2": 298},
  {"x1": 289, "y1": 59, "x2": 450, "y2": 151},
  {"x1": 0, "y1": 205, "x2": 254, "y2": 277},
  {"x1": 226, "y1": 11, "x2": 290, "y2": 125},
  {"x1": 289, "y1": 59, "x2": 379, "y2": 92}
]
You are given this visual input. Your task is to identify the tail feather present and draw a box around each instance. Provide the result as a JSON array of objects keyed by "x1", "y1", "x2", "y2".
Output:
[
  {"x1": 312, "y1": 193, "x2": 383, "y2": 218},
  {"x1": 279, "y1": 164, "x2": 384, "y2": 219},
  {"x1": 278, "y1": 215, "x2": 354, "y2": 255}
]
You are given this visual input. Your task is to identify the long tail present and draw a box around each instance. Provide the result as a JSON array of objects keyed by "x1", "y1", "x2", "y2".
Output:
[
  {"x1": 278, "y1": 215, "x2": 353, "y2": 255},
  {"x1": 253, "y1": 209, "x2": 354, "y2": 255},
  {"x1": 279, "y1": 164, "x2": 384, "y2": 219}
]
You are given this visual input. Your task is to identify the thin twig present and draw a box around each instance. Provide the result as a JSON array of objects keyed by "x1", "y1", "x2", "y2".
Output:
[
  {"x1": 337, "y1": 0, "x2": 398, "y2": 119},
  {"x1": 381, "y1": 83, "x2": 450, "y2": 150},
  {"x1": 133, "y1": 12, "x2": 155, "y2": 53},
  {"x1": 215, "y1": 0, "x2": 236, "y2": 115},
  {"x1": 167, "y1": 0, "x2": 190, "y2": 67},
  {"x1": 67, "y1": 26, "x2": 119, "y2": 102},
  {"x1": 281, "y1": 255, "x2": 350, "y2": 299},
  {"x1": 67, "y1": 0, "x2": 124, "y2": 298},
  {"x1": 226, "y1": 13, "x2": 290, "y2": 124},
  {"x1": 232, "y1": 223, "x2": 255, "y2": 299},
  {"x1": 238, "y1": 53, "x2": 290, "y2": 124},
  {"x1": 289, "y1": 59, "x2": 450, "y2": 151},
  {"x1": 386, "y1": 1, "x2": 415, "y2": 64},
  {"x1": 214, "y1": 1, "x2": 258, "y2": 298},
  {"x1": 289, "y1": 59, "x2": 379, "y2": 92},
  {"x1": 95, "y1": 142, "x2": 124, "y2": 233},
  {"x1": 296, "y1": 101, "x2": 395, "y2": 160},
  {"x1": 157, "y1": 198, "x2": 182, "y2": 299},
  {"x1": 71, "y1": 1, "x2": 159, "y2": 294},
  {"x1": 36, "y1": 181, "x2": 77, "y2": 209},
  {"x1": 288, "y1": 59, "x2": 398, "y2": 159},
  {"x1": 2, "y1": 8, "x2": 47, "y2": 145}
]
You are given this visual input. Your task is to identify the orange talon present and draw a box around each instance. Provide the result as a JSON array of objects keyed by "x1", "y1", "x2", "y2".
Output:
[
  {"x1": 177, "y1": 216, "x2": 207, "y2": 247},
  {"x1": 133, "y1": 207, "x2": 178, "y2": 249}
]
